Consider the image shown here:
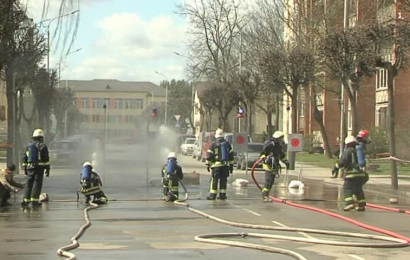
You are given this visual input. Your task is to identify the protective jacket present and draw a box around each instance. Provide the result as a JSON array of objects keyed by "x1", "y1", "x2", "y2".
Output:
[
  {"x1": 338, "y1": 146, "x2": 366, "y2": 179},
  {"x1": 206, "y1": 139, "x2": 234, "y2": 168},
  {"x1": 22, "y1": 141, "x2": 50, "y2": 171},
  {"x1": 80, "y1": 171, "x2": 103, "y2": 196},
  {"x1": 260, "y1": 140, "x2": 288, "y2": 171},
  {"x1": 0, "y1": 169, "x2": 24, "y2": 203}
]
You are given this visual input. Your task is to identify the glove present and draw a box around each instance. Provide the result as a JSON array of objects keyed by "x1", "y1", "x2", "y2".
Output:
[
  {"x1": 206, "y1": 165, "x2": 210, "y2": 172},
  {"x1": 45, "y1": 170, "x2": 50, "y2": 177},
  {"x1": 229, "y1": 164, "x2": 233, "y2": 174},
  {"x1": 285, "y1": 161, "x2": 290, "y2": 170},
  {"x1": 14, "y1": 189, "x2": 19, "y2": 193}
]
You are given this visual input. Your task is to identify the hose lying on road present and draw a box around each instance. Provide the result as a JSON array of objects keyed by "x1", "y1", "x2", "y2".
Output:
[
  {"x1": 250, "y1": 157, "x2": 410, "y2": 244},
  {"x1": 56, "y1": 201, "x2": 99, "y2": 260},
  {"x1": 173, "y1": 167, "x2": 409, "y2": 260}
]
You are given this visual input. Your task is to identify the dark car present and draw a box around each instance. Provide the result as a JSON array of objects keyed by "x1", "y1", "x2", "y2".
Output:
[{"x1": 236, "y1": 143, "x2": 264, "y2": 170}]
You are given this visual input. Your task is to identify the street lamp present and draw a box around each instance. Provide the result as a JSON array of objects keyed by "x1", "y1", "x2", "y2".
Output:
[
  {"x1": 57, "y1": 48, "x2": 82, "y2": 88},
  {"x1": 155, "y1": 71, "x2": 168, "y2": 125},
  {"x1": 43, "y1": 10, "x2": 80, "y2": 71},
  {"x1": 103, "y1": 103, "x2": 107, "y2": 141},
  {"x1": 174, "y1": 52, "x2": 197, "y2": 132}
]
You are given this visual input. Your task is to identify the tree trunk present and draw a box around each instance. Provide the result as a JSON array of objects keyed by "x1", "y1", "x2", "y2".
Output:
[
  {"x1": 267, "y1": 111, "x2": 273, "y2": 137},
  {"x1": 248, "y1": 102, "x2": 253, "y2": 136},
  {"x1": 5, "y1": 68, "x2": 15, "y2": 165},
  {"x1": 388, "y1": 67, "x2": 398, "y2": 190},
  {"x1": 275, "y1": 95, "x2": 280, "y2": 133}
]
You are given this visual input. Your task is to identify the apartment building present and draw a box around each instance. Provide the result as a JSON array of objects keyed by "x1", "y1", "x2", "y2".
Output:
[
  {"x1": 66, "y1": 79, "x2": 166, "y2": 141},
  {"x1": 281, "y1": 0, "x2": 410, "y2": 154}
]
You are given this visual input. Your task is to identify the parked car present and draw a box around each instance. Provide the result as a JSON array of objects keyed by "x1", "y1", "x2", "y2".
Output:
[
  {"x1": 49, "y1": 140, "x2": 80, "y2": 167},
  {"x1": 236, "y1": 142, "x2": 264, "y2": 170},
  {"x1": 176, "y1": 134, "x2": 196, "y2": 153},
  {"x1": 180, "y1": 138, "x2": 197, "y2": 155},
  {"x1": 192, "y1": 140, "x2": 202, "y2": 160}
]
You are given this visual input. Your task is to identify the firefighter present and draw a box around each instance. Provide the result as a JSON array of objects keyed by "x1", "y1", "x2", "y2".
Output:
[
  {"x1": 260, "y1": 131, "x2": 290, "y2": 201},
  {"x1": 21, "y1": 129, "x2": 50, "y2": 207},
  {"x1": 80, "y1": 162, "x2": 108, "y2": 205},
  {"x1": 338, "y1": 135, "x2": 368, "y2": 211},
  {"x1": 331, "y1": 130, "x2": 370, "y2": 178},
  {"x1": 0, "y1": 164, "x2": 25, "y2": 207},
  {"x1": 205, "y1": 128, "x2": 234, "y2": 200},
  {"x1": 161, "y1": 152, "x2": 184, "y2": 202}
]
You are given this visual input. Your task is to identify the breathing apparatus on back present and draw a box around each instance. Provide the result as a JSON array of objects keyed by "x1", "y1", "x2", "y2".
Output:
[
  {"x1": 81, "y1": 162, "x2": 93, "y2": 187},
  {"x1": 166, "y1": 152, "x2": 177, "y2": 175},
  {"x1": 215, "y1": 128, "x2": 229, "y2": 163}
]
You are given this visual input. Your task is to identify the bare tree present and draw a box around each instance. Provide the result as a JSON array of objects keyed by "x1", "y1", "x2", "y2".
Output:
[{"x1": 53, "y1": 87, "x2": 74, "y2": 138}]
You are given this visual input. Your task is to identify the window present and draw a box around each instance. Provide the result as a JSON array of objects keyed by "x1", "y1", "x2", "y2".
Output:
[
  {"x1": 347, "y1": 110, "x2": 353, "y2": 130},
  {"x1": 92, "y1": 115, "x2": 99, "y2": 123},
  {"x1": 124, "y1": 99, "x2": 132, "y2": 109},
  {"x1": 115, "y1": 99, "x2": 123, "y2": 109},
  {"x1": 299, "y1": 103, "x2": 305, "y2": 130},
  {"x1": 135, "y1": 99, "x2": 144, "y2": 109},
  {"x1": 376, "y1": 69, "x2": 388, "y2": 89},
  {"x1": 82, "y1": 98, "x2": 89, "y2": 108},
  {"x1": 104, "y1": 98, "x2": 110, "y2": 108},
  {"x1": 378, "y1": 107, "x2": 389, "y2": 127},
  {"x1": 83, "y1": 114, "x2": 88, "y2": 123},
  {"x1": 73, "y1": 100, "x2": 77, "y2": 106},
  {"x1": 125, "y1": 115, "x2": 133, "y2": 123},
  {"x1": 93, "y1": 99, "x2": 99, "y2": 109}
]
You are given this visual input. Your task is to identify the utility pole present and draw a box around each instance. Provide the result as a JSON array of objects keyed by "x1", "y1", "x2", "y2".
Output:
[{"x1": 339, "y1": 0, "x2": 349, "y2": 158}]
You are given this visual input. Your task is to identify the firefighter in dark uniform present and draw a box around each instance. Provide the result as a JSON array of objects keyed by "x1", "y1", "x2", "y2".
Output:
[
  {"x1": 205, "y1": 128, "x2": 234, "y2": 200},
  {"x1": 260, "y1": 131, "x2": 290, "y2": 201},
  {"x1": 338, "y1": 135, "x2": 369, "y2": 211},
  {"x1": 161, "y1": 152, "x2": 183, "y2": 202},
  {"x1": 80, "y1": 162, "x2": 108, "y2": 205},
  {"x1": 21, "y1": 129, "x2": 50, "y2": 207}
]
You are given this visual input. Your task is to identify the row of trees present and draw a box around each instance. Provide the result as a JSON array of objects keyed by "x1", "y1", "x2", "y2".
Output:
[
  {"x1": 0, "y1": 0, "x2": 81, "y2": 164},
  {"x1": 175, "y1": 0, "x2": 410, "y2": 188}
]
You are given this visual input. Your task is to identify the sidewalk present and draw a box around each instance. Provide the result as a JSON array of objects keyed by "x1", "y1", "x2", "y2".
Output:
[{"x1": 290, "y1": 162, "x2": 410, "y2": 197}]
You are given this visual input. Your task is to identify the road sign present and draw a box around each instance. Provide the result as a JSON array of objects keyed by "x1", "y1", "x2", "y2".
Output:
[
  {"x1": 233, "y1": 132, "x2": 248, "y2": 152},
  {"x1": 288, "y1": 133, "x2": 303, "y2": 152},
  {"x1": 174, "y1": 115, "x2": 181, "y2": 121}
]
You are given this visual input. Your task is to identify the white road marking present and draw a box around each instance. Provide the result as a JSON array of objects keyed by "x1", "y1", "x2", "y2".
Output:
[
  {"x1": 230, "y1": 203, "x2": 262, "y2": 216},
  {"x1": 348, "y1": 254, "x2": 366, "y2": 260},
  {"x1": 271, "y1": 221, "x2": 316, "y2": 240}
]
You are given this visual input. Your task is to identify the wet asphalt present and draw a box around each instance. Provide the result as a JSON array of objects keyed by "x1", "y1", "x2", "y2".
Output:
[{"x1": 1, "y1": 142, "x2": 410, "y2": 260}]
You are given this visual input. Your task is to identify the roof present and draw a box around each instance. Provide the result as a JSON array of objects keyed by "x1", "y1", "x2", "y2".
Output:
[{"x1": 63, "y1": 79, "x2": 166, "y2": 96}]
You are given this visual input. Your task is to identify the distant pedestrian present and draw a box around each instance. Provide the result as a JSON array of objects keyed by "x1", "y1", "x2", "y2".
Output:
[
  {"x1": 0, "y1": 164, "x2": 25, "y2": 207},
  {"x1": 21, "y1": 129, "x2": 50, "y2": 207}
]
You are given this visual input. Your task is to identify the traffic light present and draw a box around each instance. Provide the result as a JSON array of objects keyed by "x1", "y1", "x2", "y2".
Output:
[
  {"x1": 151, "y1": 107, "x2": 157, "y2": 117},
  {"x1": 237, "y1": 106, "x2": 244, "y2": 118}
]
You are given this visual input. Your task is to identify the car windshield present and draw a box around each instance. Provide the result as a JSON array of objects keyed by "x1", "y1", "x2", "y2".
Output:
[
  {"x1": 50, "y1": 142, "x2": 75, "y2": 150},
  {"x1": 185, "y1": 138, "x2": 196, "y2": 144},
  {"x1": 248, "y1": 144, "x2": 263, "y2": 153}
]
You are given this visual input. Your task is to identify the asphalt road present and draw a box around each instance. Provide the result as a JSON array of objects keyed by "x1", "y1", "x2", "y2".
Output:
[{"x1": 1, "y1": 143, "x2": 410, "y2": 260}]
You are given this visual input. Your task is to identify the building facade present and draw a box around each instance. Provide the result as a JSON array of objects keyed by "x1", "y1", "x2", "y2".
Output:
[{"x1": 66, "y1": 79, "x2": 166, "y2": 142}]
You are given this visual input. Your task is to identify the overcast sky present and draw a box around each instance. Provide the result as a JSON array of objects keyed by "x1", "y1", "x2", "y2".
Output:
[{"x1": 25, "y1": 0, "x2": 190, "y2": 85}]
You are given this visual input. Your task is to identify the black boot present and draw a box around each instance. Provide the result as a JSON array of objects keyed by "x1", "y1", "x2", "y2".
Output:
[
  {"x1": 207, "y1": 194, "x2": 216, "y2": 200},
  {"x1": 32, "y1": 202, "x2": 42, "y2": 207},
  {"x1": 219, "y1": 193, "x2": 227, "y2": 200}
]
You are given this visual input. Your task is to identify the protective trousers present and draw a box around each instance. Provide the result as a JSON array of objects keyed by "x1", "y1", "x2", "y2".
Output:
[
  {"x1": 209, "y1": 166, "x2": 229, "y2": 196},
  {"x1": 343, "y1": 173, "x2": 369, "y2": 207},
  {"x1": 84, "y1": 190, "x2": 108, "y2": 204},
  {"x1": 163, "y1": 174, "x2": 179, "y2": 199},
  {"x1": 23, "y1": 168, "x2": 44, "y2": 204}
]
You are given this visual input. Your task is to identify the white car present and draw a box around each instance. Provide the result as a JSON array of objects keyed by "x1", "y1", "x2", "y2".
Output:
[
  {"x1": 192, "y1": 140, "x2": 202, "y2": 160},
  {"x1": 180, "y1": 138, "x2": 197, "y2": 156}
]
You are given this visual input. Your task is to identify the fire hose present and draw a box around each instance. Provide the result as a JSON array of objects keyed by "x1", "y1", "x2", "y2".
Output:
[{"x1": 172, "y1": 161, "x2": 409, "y2": 260}]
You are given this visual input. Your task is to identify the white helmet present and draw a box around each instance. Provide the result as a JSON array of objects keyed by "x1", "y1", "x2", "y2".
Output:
[
  {"x1": 215, "y1": 128, "x2": 224, "y2": 138},
  {"x1": 33, "y1": 129, "x2": 45, "y2": 138},
  {"x1": 83, "y1": 161, "x2": 92, "y2": 167},
  {"x1": 272, "y1": 131, "x2": 284, "y2": 139},
  {"x1": 344, "y1": 135, "x2": 356, "y2": 144},
  {"x1": 167, "y1": 152, "x2": 176, "y2": 159}
]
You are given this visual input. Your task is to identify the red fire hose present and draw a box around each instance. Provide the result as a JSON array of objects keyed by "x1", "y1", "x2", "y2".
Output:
[{"x1": 250, "y1": 158, "x2": 410, "y2": 243}]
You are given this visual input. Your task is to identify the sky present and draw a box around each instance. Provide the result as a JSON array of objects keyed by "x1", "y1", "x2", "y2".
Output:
[{"x1": 24, "y1": 0, "x2": 190, "y2": 85}]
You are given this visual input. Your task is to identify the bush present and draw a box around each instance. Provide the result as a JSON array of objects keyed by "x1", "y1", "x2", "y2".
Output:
[
  {"x1": 303, "y1": 134, "x2": 314, "y2": 153},
  {"x1": 365, "y1": 127, "x2": 388, "y2": 158}
]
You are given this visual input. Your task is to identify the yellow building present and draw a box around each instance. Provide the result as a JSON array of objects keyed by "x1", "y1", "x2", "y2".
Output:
[{"x1": 67, "y1": 79, "x2": 166, "y2": 142}]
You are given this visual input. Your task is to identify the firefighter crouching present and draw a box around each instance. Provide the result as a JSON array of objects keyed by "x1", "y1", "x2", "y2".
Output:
[
  {"x1": 80, "y1": 162, "x2": 108, "y2": 205},
  {"x1": 0, "y1": 164, "x2": 25, "y2": 207},
  {"x1": 205, "y1": 128, "x2": 234, "y2": 200},
  {"x1": 338, "y1": 135, "x2": 369, "y2": 211},
  {"x1": 260, "y1": 131, "x2": 290, "y2": 201},
  {"x1": 21, "y1": 129, "x2": 50, "y2": 207},
  {"x1": 161, "y1": 152, "x2": 184, "y2": 202}
]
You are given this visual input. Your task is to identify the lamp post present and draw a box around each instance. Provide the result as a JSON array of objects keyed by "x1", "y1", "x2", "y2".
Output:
[
  {"x1": 174, "y1": 52, "x2": 197, "y2": 132},
  {"x1": 58, "y1": 48, "x2": 82, "y2": 88},
  {"x1": 103, "y1": 103, "x2": 107, "y2": 141},
  {"x1": 155, "y1": 71, "x2": 168, "y2": 125},
  {"x1": 43, "y1": 10, "x2": 80, "y2": 71}
]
